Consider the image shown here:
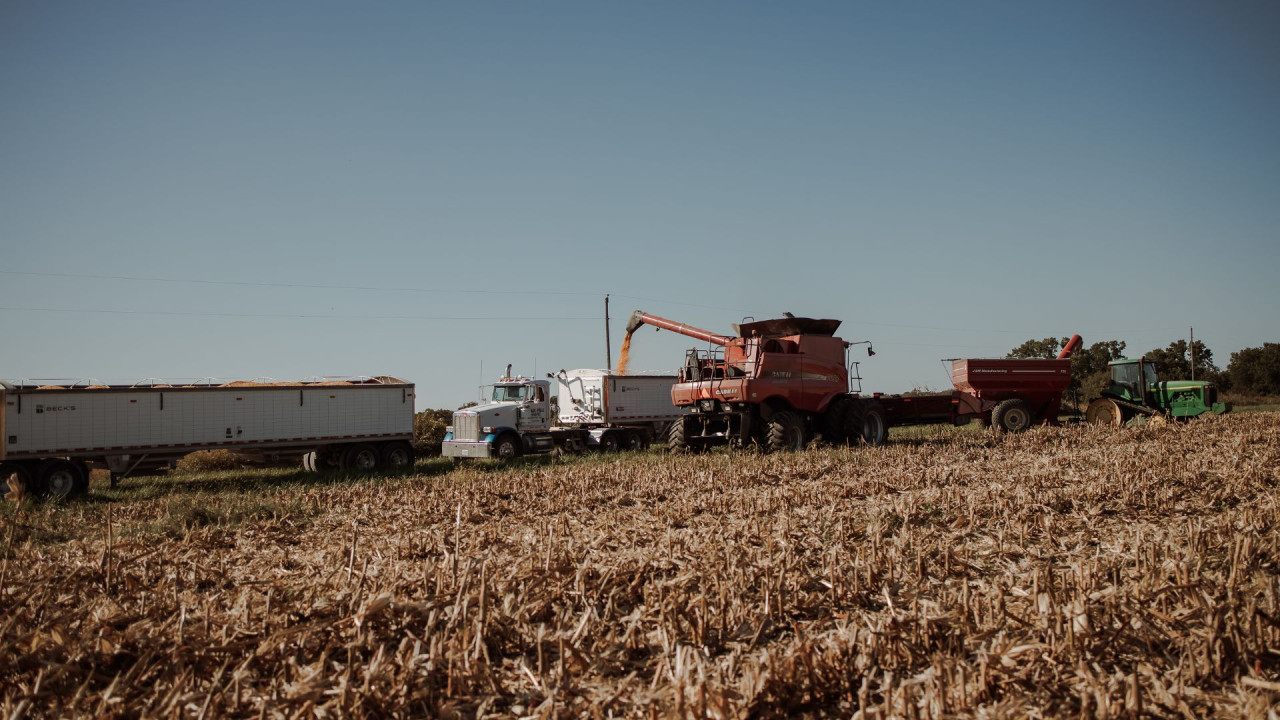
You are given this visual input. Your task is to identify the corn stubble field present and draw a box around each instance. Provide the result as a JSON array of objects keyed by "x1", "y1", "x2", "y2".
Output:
[{"x1": 3, "y1": 414, "x2": 1279, "y2": 718}]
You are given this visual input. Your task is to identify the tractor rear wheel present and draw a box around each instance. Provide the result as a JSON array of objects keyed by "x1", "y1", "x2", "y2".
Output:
[
  {"x1": 765, "y1": 410, "x2": 805, "y2": 452},
  {"x1": 1086, "y1": 398, "x2": 1124, "y2": 427}
]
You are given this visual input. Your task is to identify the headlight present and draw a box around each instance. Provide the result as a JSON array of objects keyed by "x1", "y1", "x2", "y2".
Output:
[
  {"x1": 482, "y1": 426, "x2": 494, "y2": 433},
  {"x1": 699, "y1": 399, "x2": 716, "y2": 412}
]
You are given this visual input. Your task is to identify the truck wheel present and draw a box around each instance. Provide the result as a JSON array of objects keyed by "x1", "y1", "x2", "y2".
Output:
[
  {"x1": 2, "y1": 463, "x2": 35, "y2": 503},
  {"x1": 341, "y1": 444, "x2": 380, "y2": 472},
  {"x1": 822, "y1": 399, "x2": 853, "y2": 445},
  {"x1": 667, "y1": 419, "x2": 690, "y2": 453},
  {"x1": 859, "y1": 402, "x2": 889, "y2": 446},
  {"x1": 624, "y1": 432, "x2": 643, "y2": 451},
  {"x1": 766, "y1": 410, "x2": 805, "y2": 452},
  {"x1": 40, "y1": 460, "x2": 86, "y2": 499},
  {"x1": 992, "y1": 399, "x2": 1034, "y2": 433},
  {"x1": 494, "y1": 434, "x2": 521, "y2": 460},
  {"x1": 379, "y1": 441, "x2": 414, "y2": 470},
  {"x1": 599, "y1": 433, "x2": 620, "y2": 453}
]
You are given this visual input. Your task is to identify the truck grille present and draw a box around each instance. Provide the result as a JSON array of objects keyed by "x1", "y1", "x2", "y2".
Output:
[{"x1": 454, "y1": 413, "x2": 481, "y2": 441}]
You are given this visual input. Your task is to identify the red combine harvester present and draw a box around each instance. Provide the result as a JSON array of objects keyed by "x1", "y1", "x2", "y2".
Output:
[
  {"x1": 626, "y1": 311, "x2": 888, "y2": 452},
  {"x1": 626, "y1": 310, "x2": 1081, "y2": 450}
]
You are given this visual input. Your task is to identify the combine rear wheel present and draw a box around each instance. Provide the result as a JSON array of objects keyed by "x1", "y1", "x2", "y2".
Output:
[
  {"x1": 765, "y1": 410, "x2": 805, "y2": 452},
  {"x1": 992, "y1": 399, "x2": 1034, "y2": 433},
  {"x1": 1086, "y1": 398, "x2": 1125, "y2": 427}
]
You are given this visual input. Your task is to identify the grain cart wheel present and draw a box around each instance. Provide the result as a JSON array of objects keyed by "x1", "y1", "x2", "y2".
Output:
[
  {"x1": 992, "y1": 399, "x2": 1034, "y2": 433},
  {"x1": 822, "y1": 398, "x2": 853, "y2": 445},
  {"x1": 765, "y1": 410, "x2": 806, "y2": 452},
  {"x1": 493, "y1": 433, "x2": 521, "y2": 460},
  {"x1": 2, "y1": 463, "x2": 36, "y2": 503},
  {"x1": 1085, "y1": 398, "x2": 1124, "y2": 427},
  {"x1": 667, "y1": 418, "x2": 690, "y2": 453},
  {"x1": 341, "y1": 444, "x2": 380, "y2": 472},
  {"x1": 859, "y1": 402, "x2": 889, "y2": 446},
  {"x1": 40, "y1": 459, "x2": 86, "y2": 499},
  {"x1": 379, "y1": 441, "x2": 414, "y2": 470},
  {"x1": 599, "y1": 432, "x2": 620, "y2": 453}
]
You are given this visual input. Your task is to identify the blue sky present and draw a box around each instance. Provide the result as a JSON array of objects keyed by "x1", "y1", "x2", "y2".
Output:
[{"x1": 2, "y1": 2, "x2": 1277, "y2": 408}]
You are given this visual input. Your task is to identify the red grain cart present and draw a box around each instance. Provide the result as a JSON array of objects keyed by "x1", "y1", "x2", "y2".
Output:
[{"x1": 879, "y1": 335, "x2": 1080, "y2": 433}]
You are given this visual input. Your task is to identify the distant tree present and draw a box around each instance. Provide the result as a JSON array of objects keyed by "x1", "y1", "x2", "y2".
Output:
[
  {"x1": 1143, "y1": 339, "x2": 1226, "y2": 387},
  {"x1": 413, "y1": 408, "x2": 455, "y2": 456},
  {"x1": 1008, "y1": 337, "x2": 1067, "y2": 359},
  {"x1": 1228, "y1": 343, "x2": 1280, "y2": 395}
]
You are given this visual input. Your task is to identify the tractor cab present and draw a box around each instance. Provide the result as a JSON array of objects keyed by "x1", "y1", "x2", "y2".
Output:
[{"x1": 1105, "y1": 358, "x2": 1157, "y2": 404}]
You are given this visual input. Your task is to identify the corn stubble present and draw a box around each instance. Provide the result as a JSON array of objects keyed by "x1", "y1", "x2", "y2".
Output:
[{"x1": 3, "y1": 414, "x2": 1278, "y2": 717}]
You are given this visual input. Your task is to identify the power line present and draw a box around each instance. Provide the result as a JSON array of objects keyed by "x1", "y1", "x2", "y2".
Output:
[{"x1": 0, "y1": 306, "x2": 598, "y2": 321}]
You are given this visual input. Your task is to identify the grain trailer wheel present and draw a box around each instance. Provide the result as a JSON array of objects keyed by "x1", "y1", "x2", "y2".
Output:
[
  {"x1": 624, "y1": 432, "x2": 643, "y2": 451},
  {"x1": 341, "y1": 444, "x2": 380, "y2": 472},
  {"x1": 379, "y1": 441, "x2": 414, "y2": 470},
  {"x1": 859, "y1": 401, "x2": 889, "y2": 446},
  {"x1": 992, "y1": 398, "x2": 1034, "y2": 433},
  {"x1": 493, "y1": 433, "x2": 521, "y2": 460},
  {"x1": 765, "y1": 410, "x2": 806, "y2": 452},
  {"x1": 40, "y1": 459, "x2": 86, "y2": 499},
  {"x1": 1085, "y1": 398, "x2": 1124, "y2": 427}
]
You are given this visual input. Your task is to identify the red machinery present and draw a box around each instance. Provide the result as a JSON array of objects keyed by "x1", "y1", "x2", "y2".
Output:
[
  {"x1": 878, "y1": 334, "x2": 1082, "y2": 432},
  {"x1": 625, "y1": 311, "x2": 886, "y2": 451}
]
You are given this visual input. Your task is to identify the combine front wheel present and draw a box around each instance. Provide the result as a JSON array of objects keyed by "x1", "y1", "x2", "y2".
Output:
[
  {"x1": 666, "y1": 419, "x2": 690, "y2": 453},
  {"x1": 766, "y1": 410, "x2": 805, "y2": 452},
  {"x1": 1086, "y1": 398, "x2": 1124, "y2": 426}
]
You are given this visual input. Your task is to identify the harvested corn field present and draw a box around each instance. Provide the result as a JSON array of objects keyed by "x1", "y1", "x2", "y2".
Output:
[{"x1": 2, "y1": 414, "x2": 1279, "y2": 717}]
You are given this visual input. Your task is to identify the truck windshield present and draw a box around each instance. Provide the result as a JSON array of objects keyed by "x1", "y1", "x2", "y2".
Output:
[{"x1": 491, "y1": 385, "x2": 529, "y2": 402}]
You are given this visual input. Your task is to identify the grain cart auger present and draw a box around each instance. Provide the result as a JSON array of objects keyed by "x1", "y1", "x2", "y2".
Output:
[{"x1": 624, "y1": 310, "x2": 886, "y2": 452}]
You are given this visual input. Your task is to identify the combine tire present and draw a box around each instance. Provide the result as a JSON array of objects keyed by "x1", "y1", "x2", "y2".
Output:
[
  {"x1": 765, "y1": 410, "x2": 806, "y2": 452},
  {"x1": 494, "y1": 434, "x2": 521, "y2": 460},
  {"x1": 1085, "y1": 398, "x2": 1125, "y2": 427},
  {"x1": 379, "y1": 441, "x2": 414, "y2": 470},
  {"x1": 859, "y1": 402, "x2": 889, "y2": 446},
  {"x1": 822, "y1": 398, "x2": 853, "y2": 445},
  {"x1": 667, "y1": 419, "x2": 690, "y2": 453},
  {"x1": 40, "y1": 459, "x2": 86, "y2": 499},
  {"x1": 341, "y1": 444, "x2": 380, "y2": 472},
  {"x1": 992, "y1": 399, "x2": 1034, "y2": 433}
]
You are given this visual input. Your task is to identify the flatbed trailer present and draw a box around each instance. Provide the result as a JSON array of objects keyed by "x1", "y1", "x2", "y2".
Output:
[{"x1": 1, "y1": 376, "x2": 416, "y2": 498}]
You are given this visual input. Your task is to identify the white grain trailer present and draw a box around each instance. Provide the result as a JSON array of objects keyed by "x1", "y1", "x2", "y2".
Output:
[{"x1": 1, "y1": 377, "x2": 415, "y2": 498}]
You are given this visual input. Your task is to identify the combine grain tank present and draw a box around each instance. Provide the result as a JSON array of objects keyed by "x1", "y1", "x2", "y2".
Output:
[{"x1": 0, "y1": 377, "x2": 416, "y2": 498}]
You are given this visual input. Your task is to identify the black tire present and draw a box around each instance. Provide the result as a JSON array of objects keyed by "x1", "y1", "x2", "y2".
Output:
[
  {"x1": 667, "y1": 418, "x2": 690, "y2": 453},
  {"x1": 992, "y1": 398, "x2": 1034, "y2": 433},
  {"x1": 624, "y1": 432, "x2": 643, "y2": 451},
  {"x1": 860, "y1": 402, "x2": 889, "y2": 446},
  {"x1": 40, "y1": 459, "x2": 86, "y2": 499},
  {"x1": 822, "y1": 398, "x2": 853, "y2": 445},
  {"x1": 765, "y1": 410, "x2": 806, "y2": 452},
  {"x1": 493, "y1": 434, "x2": 521, "y2": 460},
  {"x1": 2, "y1": 463, "x2": 36, "y2": 502},
  {"x1": 341, "y1": 444, "x2": 380, "y2": 472},
  {"x1": 599, "y1": 432, "x2": 620, "y2": 453},
  {"x1": 379, "y1": 441, "x2": 414, "y2": 470}
]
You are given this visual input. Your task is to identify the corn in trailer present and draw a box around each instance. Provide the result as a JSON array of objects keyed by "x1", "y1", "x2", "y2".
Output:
[{"x1": 1, "y1": 377, "x2": 416, "y2": 498}]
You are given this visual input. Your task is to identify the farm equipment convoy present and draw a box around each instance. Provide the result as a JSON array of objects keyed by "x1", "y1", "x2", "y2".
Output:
[
  {"x1": 1085, "y1": 357, "x2": 1230, "y2": 426},
  {"x1": 442, "y1": 367, "x2": 686, "y2": 460},
  {"x1": 1, "y1": 377, "x2": 416, "y2": 498},
  {"x1": 624, "y1": 310, "x2": 1086, "y2": 450}
]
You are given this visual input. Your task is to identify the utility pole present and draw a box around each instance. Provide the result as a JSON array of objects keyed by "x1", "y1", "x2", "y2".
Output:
[
  {"x1": 1189, "y1": 327, "x2": 1195, "y2": 380},
  {"x1": 605, "y1": 295, "x2": 612, "y2": 371}
]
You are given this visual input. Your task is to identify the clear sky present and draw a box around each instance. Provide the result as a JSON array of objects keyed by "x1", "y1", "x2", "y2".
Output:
[{"x1": 3, "y1": 1, "x2": 1278, "y2": 409}]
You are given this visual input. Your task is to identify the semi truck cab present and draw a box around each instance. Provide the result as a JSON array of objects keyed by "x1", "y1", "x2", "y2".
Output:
[{"x1": 442, "y1": 377, "x2": 555, "y2": 459}]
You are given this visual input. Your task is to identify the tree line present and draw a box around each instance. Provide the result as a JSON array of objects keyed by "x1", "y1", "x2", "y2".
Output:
[{"x1": 1008, "y1": 337, "x2": 1280, "y2": 399}]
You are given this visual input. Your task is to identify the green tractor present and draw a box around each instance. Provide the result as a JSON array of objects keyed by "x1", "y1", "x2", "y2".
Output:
[{"x1": 1085, "y1": 357, "x2": 1230, "y2": 426}]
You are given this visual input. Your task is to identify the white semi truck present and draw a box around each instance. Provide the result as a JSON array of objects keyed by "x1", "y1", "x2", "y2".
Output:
[
  {"x1": 442, "y1": 368, "x2": 686, "y2": 460},
  {"x1": 1, "y1": 376, "x2": 416, "y2": 498}
]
